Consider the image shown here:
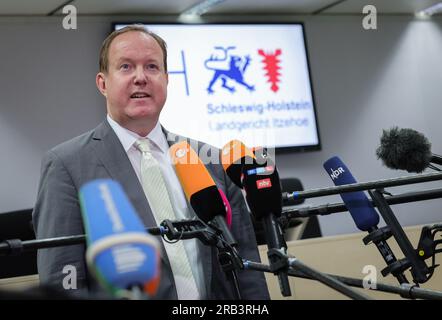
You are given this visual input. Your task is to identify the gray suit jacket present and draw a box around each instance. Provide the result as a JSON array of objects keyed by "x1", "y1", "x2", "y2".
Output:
[{"x1": 32, "y1": 120, "x2": 270, "y2": 299}]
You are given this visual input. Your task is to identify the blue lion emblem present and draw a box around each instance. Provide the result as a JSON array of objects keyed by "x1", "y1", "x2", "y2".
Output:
[{"x1": 204, "y1": 46, "x2": 255, "y2": 94}]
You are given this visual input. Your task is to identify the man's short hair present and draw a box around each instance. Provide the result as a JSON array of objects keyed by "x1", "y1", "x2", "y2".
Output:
[{"x1": 99, "y1": 25, "x2": 168, "y2": 73}]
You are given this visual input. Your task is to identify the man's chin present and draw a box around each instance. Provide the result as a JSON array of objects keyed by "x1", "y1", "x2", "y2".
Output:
[
  {"x1": 127, "y1": 110, "x2": 160, "y2": 122},
  {"x1": 128, "y1": 105, "x2": 159, "y2": 117}
]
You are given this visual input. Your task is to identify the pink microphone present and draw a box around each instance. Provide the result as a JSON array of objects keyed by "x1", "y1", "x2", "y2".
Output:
[{"x1": 218, "y1": 188, "x2": 232, "y2": 229}]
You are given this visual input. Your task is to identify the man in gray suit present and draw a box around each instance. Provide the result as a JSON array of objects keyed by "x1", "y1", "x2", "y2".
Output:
[{"x1": 32, "y1": 25, "x2": 270, "y2": 299}]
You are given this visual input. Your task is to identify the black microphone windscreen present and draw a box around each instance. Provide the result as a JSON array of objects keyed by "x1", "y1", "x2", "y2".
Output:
[
  {"x1": 376, "y1": 127, "x2": 432, "y2": 173},
  {"x1": 242, "y1": 154, "x2": 282, "y2": 219},
  {"x1": 189, "y1": 186, "x2": 225, "y2": 223}
]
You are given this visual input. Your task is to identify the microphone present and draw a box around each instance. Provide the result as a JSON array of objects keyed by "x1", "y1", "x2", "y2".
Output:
[
  {"x1": 169, "y1": 141, "x2": 236, "y2": 247},
  {"x1": 220, "y1": 142, "x2": 373, "y2": 299},
  {"x1": 221, "y1": 139, "x2": 257, "y2": 188},
  {"x1": 169, "y1": 141, "x2": 243, "y2": 298},
  {"x1": 221, "y1": 140, "x2": 283, "y2": 219},
  {"x1": 376, "y1": 126, "x2": 442, "y2": 173},
  {"x1": 323, "y1": 156, "x2": 409, "y2": 284},
  {"x1": 323, "y1": 156, "x2": 379, "y2": 231},
  {"x1": 221, "y1": 140, "x2": 291, "y2": 296},
  {"x1": 79, "y1": 179, "x2": 161, "y2": 299},
  {"x1": 241, "y1": 154, "x2": 283, "y2": 220}
]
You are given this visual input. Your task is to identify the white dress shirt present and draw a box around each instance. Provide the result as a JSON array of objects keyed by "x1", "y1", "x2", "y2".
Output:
[{"x1": 106, "y1": 115, "x2": 206, "y2": 299}]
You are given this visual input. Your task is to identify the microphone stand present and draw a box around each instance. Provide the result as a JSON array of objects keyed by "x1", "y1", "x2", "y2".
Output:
[
  {"x1": 160, "y1": 219, "x2": 243, "y2": 299},
  {"x1": 368, "y1": 189, "x2": 432, "y2": 284},
  {"x1": 213, "y1": 240, "x2": 243, "y2": 300},
  {"x1": 243, "y1": 260, "x2": 442, "y2": 300},
  {"x1": 174, "y1": 216, "x2": 371, "y2": 300},
  {"x1": 280, "y1": 187, "x2": 442, "y2": 286},
  {"x1": 0, "y1": 218, "x2": 244, "y2": 299},
  {"x1": 262, "y1": 214, "x2": 291, "y2": 297},
  {"x1": 362, "y1": 226, "x2": 410, "y2": 285},
  {"x1": 0, "y1": 219, "x2": 210, "y2": 256},
  {"x1": 261, "y1": 248, "x2": 372, "y2": 300},
  {"x1": 169, "y1": 218, "x2": 370, "y2": 300},
  {"x1": 7, "y1": 218, "x2": 441, "y2": 299},
  {"x1": 0, "y1": 219, "x2": 366, "y2": 299},
  {"x1": 283, "y1": 171, "x2": 442, "y2": 202},
  {"x1": 208, "y1": 223, "x2": 243, "y2": 300},
  {"x1": 282, "y1": 187, "x2": 442, "y2": 219}
]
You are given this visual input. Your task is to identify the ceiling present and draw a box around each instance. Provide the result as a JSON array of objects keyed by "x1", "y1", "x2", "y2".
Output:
[{"x1": 0, "y1": 0, "x2": 441, "y2": 16}]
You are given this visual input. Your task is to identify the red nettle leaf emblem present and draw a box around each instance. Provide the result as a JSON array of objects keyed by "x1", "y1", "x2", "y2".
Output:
[{"x1": 258, "y1": 49, "x2": 282, "y2": 93}]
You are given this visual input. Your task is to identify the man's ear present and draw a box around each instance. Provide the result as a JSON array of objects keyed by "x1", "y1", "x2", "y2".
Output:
[{"x1": 96, "y1": 72, "x2": 107, "y2": 97}]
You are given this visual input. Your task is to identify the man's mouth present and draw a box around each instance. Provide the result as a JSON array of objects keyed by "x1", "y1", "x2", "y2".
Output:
[{"x1": 130, "y1": 92, "x2": 151, "y2": 99}]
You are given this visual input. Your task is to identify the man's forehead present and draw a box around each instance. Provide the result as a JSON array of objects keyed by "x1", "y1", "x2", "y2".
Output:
[
  {"x1": 114, "y1": 30, "x2": 151, "y2": 42},
  {"x1": 110, "y1": 31, "x2": 159, "y2": 54}
]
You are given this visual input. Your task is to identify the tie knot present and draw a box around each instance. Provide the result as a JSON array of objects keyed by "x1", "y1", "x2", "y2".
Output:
[{"x1": 134, "y1": 139, "x2": 152, "y2": 154}]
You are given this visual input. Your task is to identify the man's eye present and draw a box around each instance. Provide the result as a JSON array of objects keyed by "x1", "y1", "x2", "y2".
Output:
[
  {"x1": 120, "y1": 64, "x2": 130, "y2": 70},
  {"x1": 147, "y1": 64, "x2": 158, "y2": 70}
]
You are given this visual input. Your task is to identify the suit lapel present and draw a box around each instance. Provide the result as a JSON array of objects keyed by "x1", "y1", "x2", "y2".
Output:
[
  {"x1": 91, "y1": 121, "x2": 156, "y2": 227},
  {"x1": 90, "y1": 122, "x2": 175, "y2": 276}
]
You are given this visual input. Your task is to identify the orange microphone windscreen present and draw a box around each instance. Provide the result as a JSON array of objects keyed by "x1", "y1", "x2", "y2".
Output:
[{"x1": 169, "y1": 141, "x2": 216, "y2": 200}]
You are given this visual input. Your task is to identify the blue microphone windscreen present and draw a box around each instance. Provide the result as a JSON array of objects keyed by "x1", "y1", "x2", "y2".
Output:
[
  {"x1": 79, "y1": 179, "x2": 159, "y2": 292},
  {"x1": 323, "y1": 156, "x2": 379, "y2": 231}
]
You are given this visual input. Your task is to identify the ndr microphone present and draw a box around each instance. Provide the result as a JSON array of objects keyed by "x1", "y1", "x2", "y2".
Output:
[
  {"x1": 79, "y1": 179, "x2": 161, "y2": 298},
  {"x1": 324, "y1": 157, "x2": 379, "y2": 231},
  {"x1": 323, "y1": 156, "x2": 409, "y2": 284},
  {"x1": 169, "y1": 141, "x2": 235, "y2": 247}
]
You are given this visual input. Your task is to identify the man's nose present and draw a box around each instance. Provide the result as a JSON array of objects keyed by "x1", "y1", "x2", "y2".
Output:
[{"x1": 133, "y1": 66, "x2": 147, "y2": 85}]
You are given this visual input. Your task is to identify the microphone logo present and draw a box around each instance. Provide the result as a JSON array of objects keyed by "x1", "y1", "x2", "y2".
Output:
[
  {"x1": 98, "y1": 182, "x2": 124, "y2": 232},
  {"x1": 330, "y1": 167, "x2": 345, "y2": 180},
  {"x1": 175, "y1": 147, "x2": 187, "y2": 158},
  {"x1": 112, "y1": 245, "x2": 147, "y2": 273},
  {"x1": 256, "y1": 178, "x2": 272, "y2": 189},
  {"x1": 222, "y1": 145, "x2": 231, "y2": 156},
  {"x1": 246, "y1": 166, "x2": 275, "y2": 177}
]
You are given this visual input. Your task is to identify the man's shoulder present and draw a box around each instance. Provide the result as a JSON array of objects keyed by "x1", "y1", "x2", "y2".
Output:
[
  {"x1": 47, "y1": 122, "x2": 106, "y2": 160},
  {"x1": 163, "y1": 128, "x2": 226, "y2": 177},
  {"x1": 163, "y1": 128, "x2": 220, "y2": 154}
]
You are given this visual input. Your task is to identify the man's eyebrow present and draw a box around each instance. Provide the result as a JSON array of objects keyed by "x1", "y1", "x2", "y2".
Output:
[
  {"x1": 114, "y1": 57, "x2": 133, "y2": 64},
  {"x1": 145, "y1": 58, "x2": 161, "y2": 63},
  {"x1": 114, "y1": 57, "x2": 160, "y2": 64}
]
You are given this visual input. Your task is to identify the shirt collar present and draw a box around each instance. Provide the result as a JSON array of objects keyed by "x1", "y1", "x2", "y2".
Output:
[{"x1": 106, "y1": 115, "x2": 168, "y2": 154}]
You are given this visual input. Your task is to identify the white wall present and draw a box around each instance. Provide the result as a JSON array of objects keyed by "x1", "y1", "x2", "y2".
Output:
[
  {"x1": 0, "y1": 17, "x2": 108, "y2": 212},
  {"x1": 1, "y1": 15, "x2": 441, "y2": 235}
]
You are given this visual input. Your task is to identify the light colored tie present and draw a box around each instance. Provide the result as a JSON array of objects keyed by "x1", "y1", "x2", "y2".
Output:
[{"x1": 134, "y1": 138, "x2": 200, "y2": 300}]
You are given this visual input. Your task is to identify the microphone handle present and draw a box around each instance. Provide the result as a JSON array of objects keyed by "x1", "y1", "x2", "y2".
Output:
[
  {"x1": 369, "y1": 190, "x2": 430, "y2": 284},
  {"x1": 262, "y1": 213, "x2": 291, "y2": 296},
  {"x1": 212, "y1": 215, "x2": 237, "y2": 247}
]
